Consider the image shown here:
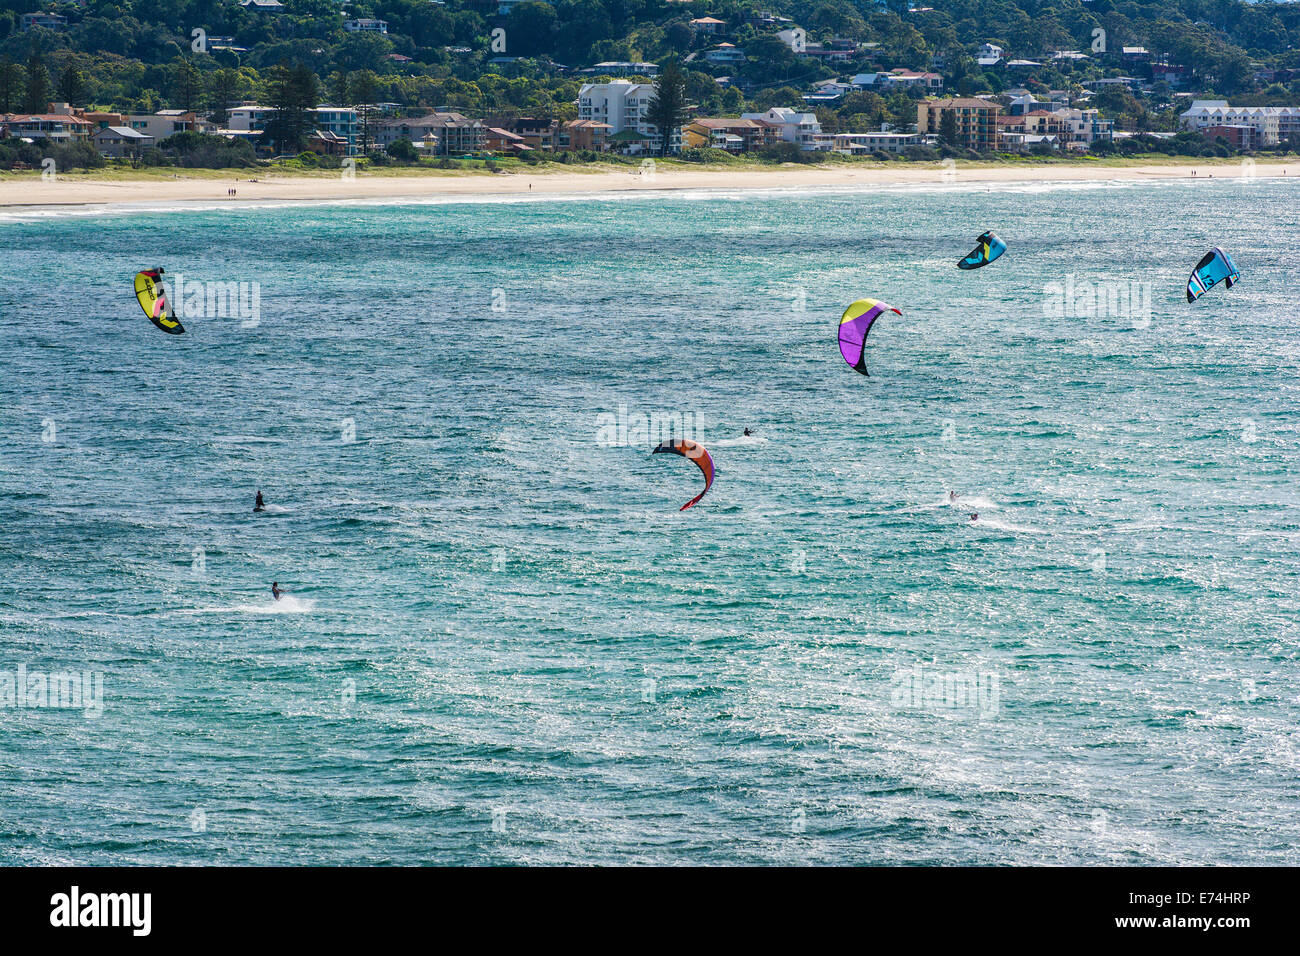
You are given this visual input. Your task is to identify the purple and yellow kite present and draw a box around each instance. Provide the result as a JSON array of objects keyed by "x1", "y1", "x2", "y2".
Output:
[{"x1": 838, "y1": 298, "x2": 901, "y2": 376}]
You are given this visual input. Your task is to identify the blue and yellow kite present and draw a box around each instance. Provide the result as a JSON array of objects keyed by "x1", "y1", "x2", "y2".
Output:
[
  {"x1": 1186, "y1": 247, "x2": 1239, "y2": 303},
  {"x1": 958, "y1": 231, "x2": 1007, "y2": 270}
]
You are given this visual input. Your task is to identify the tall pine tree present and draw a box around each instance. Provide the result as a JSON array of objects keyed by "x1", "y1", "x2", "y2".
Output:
[
  {"x1": 263, "y1": 61, "x2": 318, "y2": 154},
  {"x1": 939, "y1": 110, "x2": 959, "y2": 147},
  {"x1": 208, "y1": 68, "x2": 242, "y2": 125},
  {"x1": 0, "y1": 57, "x2": 21, "y2": 113},
  {"x1": 329, "y1": 71, "x2": 351, "y2": 110},
  {"x1": 56, "y1": 65, "x2": 86, "y2": 108},
  {"x1": 644, "y1": 59, "x2": 688, "y2": 157},
  {"x1": 171, "y1": 57, "x2": 203, "y2": 113},
  {"x1": 23, "y1": 47, "x2": 51, "y2": 114},
  {"x1": 350, "y1": 70, "x2": 377, "y2": 155}
]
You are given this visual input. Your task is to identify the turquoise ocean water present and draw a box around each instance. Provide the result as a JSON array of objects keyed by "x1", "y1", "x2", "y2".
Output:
[{"x1": 1, "y1": 178, "x2": 1298, "y2": 864}]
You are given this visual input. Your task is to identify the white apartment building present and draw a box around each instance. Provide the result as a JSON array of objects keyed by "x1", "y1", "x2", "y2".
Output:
[
  {"x1": 1179, "y1": 100, "x2": 1300, "y2": 147},
  {"x1": 853, "y1": 69, "x2": 943, "y2": 91},
  {"x1": 1055, "y1": 107, "x2": 1114, "y2": 147},
  {"x1": 226, "y1": 105, "x2": 272, "y2": 132},
  {"x1": 977, "y1": 42, "x2": 1003, "y2": 67},
  {"x1": 227, "y1": 105, "x2": 359, "y2": 154},
  {"x1": 344, "y1": 19, "x2": 388, "y2": 33},
  {"x1": 577, "y1": 80, "x2": 679, "y2": 153},
  {"x1": 833, "y1": 131, "x2": 922, "y2": 155},
  {"x1": 704, "y1": 44, "x2": 747, "y2": 65},
  {"x1": 125, "y1": 109, "x2": 202, "y2": 139},
  {"x1": 741, "y1": 107, "x2": 826, "y2": 150},
  {"x1": 20, "y1": 11, "x2": 67, "y2": 30}
]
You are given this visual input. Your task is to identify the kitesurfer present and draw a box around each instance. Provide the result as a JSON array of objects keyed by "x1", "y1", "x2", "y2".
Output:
[
  {"x1": 743, "y1": 428, "x2": 752, "y2": 437},
  {"x1": 271, "y1": 582, "x2": 282, "y2": 601},
  {"x1": 948, "y1": 491, "x2": 959, "y2": 502},
  {"x1": 254, "y1": 491, "x2": 266, "y2": 512}
]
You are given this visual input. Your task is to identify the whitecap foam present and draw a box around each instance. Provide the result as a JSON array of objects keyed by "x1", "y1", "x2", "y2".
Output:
[
  {"x1": 211, "y1": 435, "x2": 288, "y2": 445},
  {"x1": 897, "y1": 493, "x2": 1001, "y2": 514},
  {"x1": 966, "y1": 516, "x2": 1046, "y2": 534},
  {"x1": 216, "y1": 595, "x2": 316, "y2": 614},
  {"x1": 949, "y1": 494, "x2": 999, "y2": 510}
]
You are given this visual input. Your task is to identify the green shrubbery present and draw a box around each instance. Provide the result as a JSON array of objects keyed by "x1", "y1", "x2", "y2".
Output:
[
  {"x1": 0, "y1": 137, "x2": 104, "y2": 171},
  {"x1": 156, "y1": 131, "x2": 258, "y2": 168},
  {"x1": 758, "y1": 140, "x2": 827, "y2": 164},
  {"x1": 386, "y1": 138, "x2": 420, "y2": 163},
  {"x1": 678, "y1": 147, "x2": 742, "y2": 164},
  {"x1": 0, "y1": 137, "x2": 44, "y2": 170}
]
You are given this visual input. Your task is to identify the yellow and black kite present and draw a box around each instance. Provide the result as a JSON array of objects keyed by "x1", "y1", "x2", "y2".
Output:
[{"x1": 134, "y1": 268, "x2": 185, "y2": 335}]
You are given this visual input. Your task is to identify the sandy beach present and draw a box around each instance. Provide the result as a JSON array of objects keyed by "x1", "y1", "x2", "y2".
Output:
[{"x1": 0, "y1": 160, "x2": 1292, "y2": 208}]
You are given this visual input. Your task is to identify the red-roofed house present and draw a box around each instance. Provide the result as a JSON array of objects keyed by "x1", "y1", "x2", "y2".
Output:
[
  {"x1": 690, "y1": 17, "x2": 726, "y2": 34},
  {"x1": 484, "y1": 126, "x2": 530, "y2": 153},
  {"x1": 0, "y1": 112, "x2": 92, "y2": 142}
]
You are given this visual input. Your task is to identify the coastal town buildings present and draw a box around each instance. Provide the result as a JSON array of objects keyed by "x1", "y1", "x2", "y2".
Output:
[
  {"x1": 851, "y1": 70, "x2": 944, "y2": 91},
  {"x1": 344, "y1": 19, "x2": 388, "y2": 34},
  {"x1": 556, "y1": 119, "x2": 612, "y2": 151},
  {"x1": 689, "y1": 16, "x2": 726, "y2": 35},
  {"x1": 92, "y1": 126, "x2": 153, "y2": 158},
  {"x1": 226, "y1": 105, "x2": 362, "y2": 154},
  {"x1": 704, "y1": 44, "x2": 747, "y2": 65},
  {"x1": 1056, "y1": 108, "x2": 1114, "y2": 149},
  {"x1": 0, "y1": 111, "x2": 92, "y2": 143},
  {"x1": 578, "y1": 80, "x2": 679, "y2": 154},
  {"x1": 20, "y1": 11, "x2": 67, "y2": 30},
  {"x1": 1179, "y1": 101, "x2": 1300, "y2": 147},
  {"x1": 125, "y1": 109, "x2": 204, "y2": 140},
  {"x1": 683, "y1": 118, "x2": 773, "y2": 152},
  {"x1": 833, "y1": 131, "x2": 924, "y2": 155},
  {"x1": 373, "y1": 112, "x2": 485, "y2": 154},
  {"x1": 976, "y1": 43, "x2": 1004, "y2": 67},
  {"x1": 577, "y1": 62, "x2": 660, "y2": 78},
  {"x1": 917, "y1": 97, "x2": 1002, "y2": 151},
  {"x1": 741, "y1": 107, "x2": 828, "y2": 150}
]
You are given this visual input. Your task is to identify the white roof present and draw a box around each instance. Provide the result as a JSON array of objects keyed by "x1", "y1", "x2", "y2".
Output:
[{"x1": 98, "y1": 126, "x2": 151, "y2": 138}]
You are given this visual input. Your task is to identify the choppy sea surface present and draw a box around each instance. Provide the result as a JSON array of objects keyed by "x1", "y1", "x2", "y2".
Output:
[{"x1": 1, "y1": 177, "x2": 1298, "y2": 864}]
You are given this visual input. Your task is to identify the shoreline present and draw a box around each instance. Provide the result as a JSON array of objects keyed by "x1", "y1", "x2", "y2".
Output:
[{"x1": 0, "y1": 160, "x2": 1293, "y2": 210}]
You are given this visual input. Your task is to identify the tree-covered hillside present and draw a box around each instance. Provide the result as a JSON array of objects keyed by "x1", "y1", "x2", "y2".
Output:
[{"x1": 1, "y1": 0, "x2": 1298, "y2": 123}]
